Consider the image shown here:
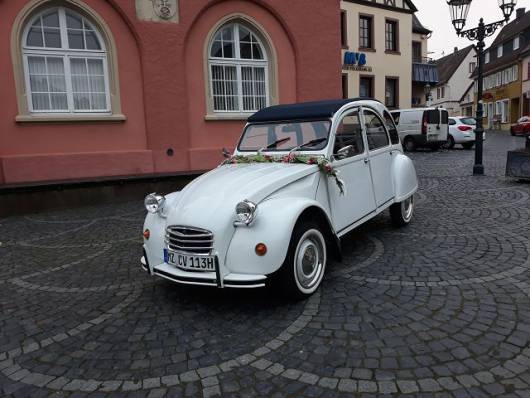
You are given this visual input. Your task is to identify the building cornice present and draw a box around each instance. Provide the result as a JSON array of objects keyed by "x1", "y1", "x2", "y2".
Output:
[{"x1": 342, "y1": 0, "x2": 416, "y2": 15}]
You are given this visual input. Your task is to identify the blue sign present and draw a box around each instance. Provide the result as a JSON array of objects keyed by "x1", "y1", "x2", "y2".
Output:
[{"x1": 344, "y1": 51, "x2": 367, "y2": 66}]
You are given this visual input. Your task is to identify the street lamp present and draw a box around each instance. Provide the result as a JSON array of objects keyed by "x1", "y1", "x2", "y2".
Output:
[{"x1": 446, "y1": 0, "x2": 517, "y2": 175}]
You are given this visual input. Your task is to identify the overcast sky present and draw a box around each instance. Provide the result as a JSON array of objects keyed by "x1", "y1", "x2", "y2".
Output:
[{"x1": 414, "y1": 0, "x2": 530, "y2": 59}]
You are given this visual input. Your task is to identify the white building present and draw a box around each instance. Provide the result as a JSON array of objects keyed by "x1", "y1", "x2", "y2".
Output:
[{"x1": 431, "y1": 45, "x2": 477, "y2": 116}]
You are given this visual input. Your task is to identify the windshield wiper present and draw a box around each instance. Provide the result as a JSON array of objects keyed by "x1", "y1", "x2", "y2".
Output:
[
  {"x1": 258, "y1": 137, "x2": 291, "y2": 153},
  {"x1": 299, "y1": 138, "x2": 327, "y2": 148},
  {"x1": 288, "y1": 138, "x2": 327, "y2": 156}
]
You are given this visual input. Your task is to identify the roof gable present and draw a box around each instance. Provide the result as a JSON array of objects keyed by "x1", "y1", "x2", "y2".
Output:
[{"x1": 435, "y1": 45, "x2": 475, "y2": 85}]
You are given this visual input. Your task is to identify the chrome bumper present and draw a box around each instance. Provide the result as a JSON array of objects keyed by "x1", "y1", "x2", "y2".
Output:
[{"x1": 140, "y1": 258, "x2": 267, "y2": 289}]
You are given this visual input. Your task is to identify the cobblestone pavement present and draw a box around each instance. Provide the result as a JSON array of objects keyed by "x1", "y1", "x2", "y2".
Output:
[{"x1": 1, "y1": 132, "x2": 530, "y2": 397}]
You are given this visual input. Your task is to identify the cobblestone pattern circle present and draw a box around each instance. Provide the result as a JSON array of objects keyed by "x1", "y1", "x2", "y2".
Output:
[{"x1": 1, "y1": 133, "x2": 530, "y2": 397}]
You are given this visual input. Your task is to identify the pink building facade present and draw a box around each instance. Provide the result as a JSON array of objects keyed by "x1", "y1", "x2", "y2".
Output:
[{"x1": 0, "y1": 0, "x2": 342, "y2": 186}]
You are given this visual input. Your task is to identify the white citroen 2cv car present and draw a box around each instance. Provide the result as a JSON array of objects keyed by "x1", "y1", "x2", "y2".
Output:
[{"x1": 141, "y1": 99, "x2": 418, "y2": 298}]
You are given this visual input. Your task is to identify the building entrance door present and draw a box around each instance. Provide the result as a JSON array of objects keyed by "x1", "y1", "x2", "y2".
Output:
[{"x1": 511, "y1": 98, "x2": 520, "y2": 124}]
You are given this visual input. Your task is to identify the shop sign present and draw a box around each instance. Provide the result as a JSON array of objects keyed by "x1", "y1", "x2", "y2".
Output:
[{"x1": 343, "y1": 51, "x2": 372, "y2": 72}]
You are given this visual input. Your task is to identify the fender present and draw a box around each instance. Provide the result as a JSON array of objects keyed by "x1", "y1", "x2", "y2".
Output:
[
  {"x1": 224, "y1": 197, "x2": 334, "y2": 276},
  {"x1": 391, "y1": 153, "x2": 418, "y2": 202}
]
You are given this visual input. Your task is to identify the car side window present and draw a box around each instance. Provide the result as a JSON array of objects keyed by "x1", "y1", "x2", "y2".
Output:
[
  {"x1": 363, "y1": 109, "x2": 390, "y2": 150},
  {"x1": 449, "y1": 118, "x2": 456, "y2": 125},
  {"x1": 391, "y1": 112, "x2": 400, "y2": 124},
  {"x1": 383, "y1": 111, "x2": 400, "y2": 144},
  {"x1": 333, "y1": 110, "x2": 364, "y2": 159}
]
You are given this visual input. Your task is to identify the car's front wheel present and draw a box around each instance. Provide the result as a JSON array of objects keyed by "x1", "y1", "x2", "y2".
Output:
[
  {"x1": 279, "y1": 222, "x2": 327, "y2": 299},
  {"x1": 390, "y1": 195, "x2": 414, "y2": 227}
]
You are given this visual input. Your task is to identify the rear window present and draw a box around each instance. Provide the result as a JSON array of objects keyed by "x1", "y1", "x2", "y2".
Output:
[
  {"x1": 424, "y1": 110, "x2": 440, "y2": 124},
  {"x1": 460, "y1": 117, "x2": 476, "y2": 125},
  {"x1": 441, "y1": 110, "x2": 448, "y2": 124}
]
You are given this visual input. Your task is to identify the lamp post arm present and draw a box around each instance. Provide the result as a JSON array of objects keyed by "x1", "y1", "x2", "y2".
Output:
[{"x1": 457, "y1": 18, "x2": 506, "y2": 41}]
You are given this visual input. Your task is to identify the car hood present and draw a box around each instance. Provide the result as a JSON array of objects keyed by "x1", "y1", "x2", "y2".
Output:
[{"x1": 165, "y1": 162, "x2": 319, "y2": 228}]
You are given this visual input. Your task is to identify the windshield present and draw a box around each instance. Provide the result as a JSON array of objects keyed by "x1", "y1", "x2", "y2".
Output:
[
  {"x1": 460, "y1": 117, "x2": 476, "y2": 125},
  {"x1": 238, "y1": 120, "x2": 331, "y2": 152}
]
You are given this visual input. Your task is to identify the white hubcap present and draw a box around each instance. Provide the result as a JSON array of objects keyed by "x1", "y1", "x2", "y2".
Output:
[
  {"x1": 401, "y1": 196, "x2": 414, "y2": 222},
  {"x1": 294, "y1": 229, "x2": 326, "y2": 293}
]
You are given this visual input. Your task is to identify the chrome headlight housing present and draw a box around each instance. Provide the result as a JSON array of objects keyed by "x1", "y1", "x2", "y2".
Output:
[
  {"x1": 144, "y1": 193, "x2": 166, "y2": 214},
  {"x1": 234, "y1": 200, "x2": 257, "y2": 226}
]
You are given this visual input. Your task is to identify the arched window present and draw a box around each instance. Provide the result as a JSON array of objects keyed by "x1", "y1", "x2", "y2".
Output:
[
  {"x1": 22, "y1": 7, "x2": 110, "y2": 113},
  {"x1": 208, "y1": 23, "x2": 269, "y2": 113}
]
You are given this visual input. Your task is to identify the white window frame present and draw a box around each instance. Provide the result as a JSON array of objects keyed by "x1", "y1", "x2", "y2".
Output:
[
  {"x1": 497, "y1": 45, "x2": 503, "y2": 58},
  {"x1": 485, "y1": 51, "x2": 490, "y2": 64},
  {"x1": 208, "y1": 23, "x2": 270, "y2": 114},
  {"x1": 514, "y1": 37, "x2": 520, "y2": 50},
  {"x1": 21, "y1": 7, "x2": 111, "y2": 114}
]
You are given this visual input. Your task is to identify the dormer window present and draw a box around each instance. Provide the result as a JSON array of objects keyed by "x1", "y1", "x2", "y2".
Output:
[
  {"x1": 485, "y1": 51, "x2": 490, "y2": 64},
  {"x1": 514, "y1": 36, "x2": 520, "y2": 50},
  {"x1": 497, "y1": 45, "x2": 503, "y2": 58}
]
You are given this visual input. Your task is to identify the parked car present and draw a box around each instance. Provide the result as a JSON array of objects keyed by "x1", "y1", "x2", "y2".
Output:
[
  {"x1": 510, "y1": 116, "x2": 530, "y2": 136},
  {"x1": 390, "y1": 107, "x2": 449, "y2": 151},
  {"x1": 445, "y1": 116, "x2": 485, "y2": 149},
  {"x1": 141, "y1": 99, "x2": 418, "y2": 298}
]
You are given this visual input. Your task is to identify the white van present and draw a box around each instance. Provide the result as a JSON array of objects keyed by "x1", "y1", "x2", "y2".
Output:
[{"x1": 390, "y1": 108, "x2": 449, "y2": 151}]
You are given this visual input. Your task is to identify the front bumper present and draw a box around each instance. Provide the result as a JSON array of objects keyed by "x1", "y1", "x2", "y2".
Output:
[{"x1": 140, "y1": 256, "x2": 267, "y2": 289}]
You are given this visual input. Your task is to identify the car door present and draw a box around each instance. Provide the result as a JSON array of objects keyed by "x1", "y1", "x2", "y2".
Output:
[
  {"x1": 362, "y1": 107, "x2": 394, "y2": 208},
  {"x1": 328, "y1": 108, "x2": 376, "y2": 233}
]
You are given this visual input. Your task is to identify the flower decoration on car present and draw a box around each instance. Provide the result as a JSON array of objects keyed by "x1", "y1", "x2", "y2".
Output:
[{"x1": 221, "y1": 154, "x2": 345, "y2": 195}]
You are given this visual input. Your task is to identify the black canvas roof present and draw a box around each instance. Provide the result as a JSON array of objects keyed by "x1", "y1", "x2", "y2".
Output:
[{"x1": 247, "y1": 98, "x2": 378, "y2": 122}]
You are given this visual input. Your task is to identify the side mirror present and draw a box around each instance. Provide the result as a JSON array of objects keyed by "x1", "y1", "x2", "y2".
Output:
[
  {"x1": 334, "y1": 145, "x2": 354, "y2": 160},
  {"x1": 222, "y1": 147, "x2": 231, "y2": 158}
]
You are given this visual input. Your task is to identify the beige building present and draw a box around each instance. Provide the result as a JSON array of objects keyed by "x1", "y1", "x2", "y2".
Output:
[{"x1": 340, "y1": 0, "x2": 436, "y2": 109}]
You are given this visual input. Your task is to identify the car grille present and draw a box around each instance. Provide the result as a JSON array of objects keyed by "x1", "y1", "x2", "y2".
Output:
[{"x1": 165, "y1": 226, "x2": 214, "y2": 255}]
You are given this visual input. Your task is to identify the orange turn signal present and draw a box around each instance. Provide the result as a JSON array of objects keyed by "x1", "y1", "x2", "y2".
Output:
[
  {"x1": 255, "y1": 243, "x2": 267, "y2": 256},
  {"x1": 143, "y1": 229, "x2": 150, "y2": 240}
]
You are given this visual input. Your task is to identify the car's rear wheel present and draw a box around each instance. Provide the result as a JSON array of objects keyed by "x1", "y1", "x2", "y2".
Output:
[
  {"x1": 279, "y1": 222, "x2": 327, "y2": 299},
  {"x1": 462, "y1": 142, "x2": 474, "y2": 150},
  {"x1": 390, "y1": 195, "x2": 414, "y2": 227},
  {"x1": 510, "y1": 127, "x2": 516, "y2": 136},
  {"x1": 403, "y1": 137, "x2": 415, "y2": 152},
  {"x1": 443, "y1": 135, "x2": 455, "y2": 149}
]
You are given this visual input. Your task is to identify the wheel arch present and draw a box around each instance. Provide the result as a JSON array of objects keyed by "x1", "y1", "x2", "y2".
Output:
[
  {"x1": 391, "y1": 153, "x2": 418, "y2": 202},
  {"x1": 296, "y1": 205, "x2": 341, "y2": 261}
]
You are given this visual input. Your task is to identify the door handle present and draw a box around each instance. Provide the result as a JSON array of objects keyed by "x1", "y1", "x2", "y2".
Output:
[
  {"x1": 389, "y1": 150, "x2": 393, "y2": 155},
  {"x1": 364, "y1": 158, "x2": 370, "y2": 164}
]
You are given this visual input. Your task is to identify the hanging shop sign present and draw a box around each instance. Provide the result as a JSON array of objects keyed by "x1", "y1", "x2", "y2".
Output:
[{"x1": 343, "y1": 51, "x2": 372, "y2": 72}]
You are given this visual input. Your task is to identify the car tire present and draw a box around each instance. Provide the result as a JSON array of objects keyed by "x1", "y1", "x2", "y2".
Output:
[
  {"x1": 510, "y1": 127, "x2": 516, "y2": 136},
  {"x1": 403, "y1": 137, "x2": 415, "y2": 152},
  {"x1": 443, "y1": 135, "x2": 455, "y2": 149},
  {"x1": 390, "y1": 195, "x2": 414, "y2": 227},
  {"x1": 462, "y1": 142, "x2": 474, "y2": 150},
  {"x1": 278, "y1": 222, "x2": 327, "y2": 300}
]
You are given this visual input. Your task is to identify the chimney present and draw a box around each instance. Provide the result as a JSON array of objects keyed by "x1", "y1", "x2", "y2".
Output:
[
  {"x1": 454, "y1": 47, "x2": 458, "y2": 53},
  {"x1": 516, "y1": 8, "x2": 526, "y2": 20}
]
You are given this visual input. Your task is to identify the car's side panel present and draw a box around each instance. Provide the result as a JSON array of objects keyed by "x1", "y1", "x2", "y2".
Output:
[
  {"x1": 224, "y1": 197, "x2": 333, "y2": 275},
  {"x1": 391, "y1": 153, "x2": 418, "y2": 202}
]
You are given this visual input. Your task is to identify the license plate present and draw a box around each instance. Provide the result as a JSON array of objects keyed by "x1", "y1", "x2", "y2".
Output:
[{"x1": 164, "y1": 249, "x2": 215, "y2": 271}]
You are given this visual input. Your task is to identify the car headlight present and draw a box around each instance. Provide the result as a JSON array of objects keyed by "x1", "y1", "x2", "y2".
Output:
[
  {"x1": 234, "y1": 200, "x2": 257, "y2": 226},
  {"x1": 145, "y1": 193, "x2": 165, "y2": 214}
]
